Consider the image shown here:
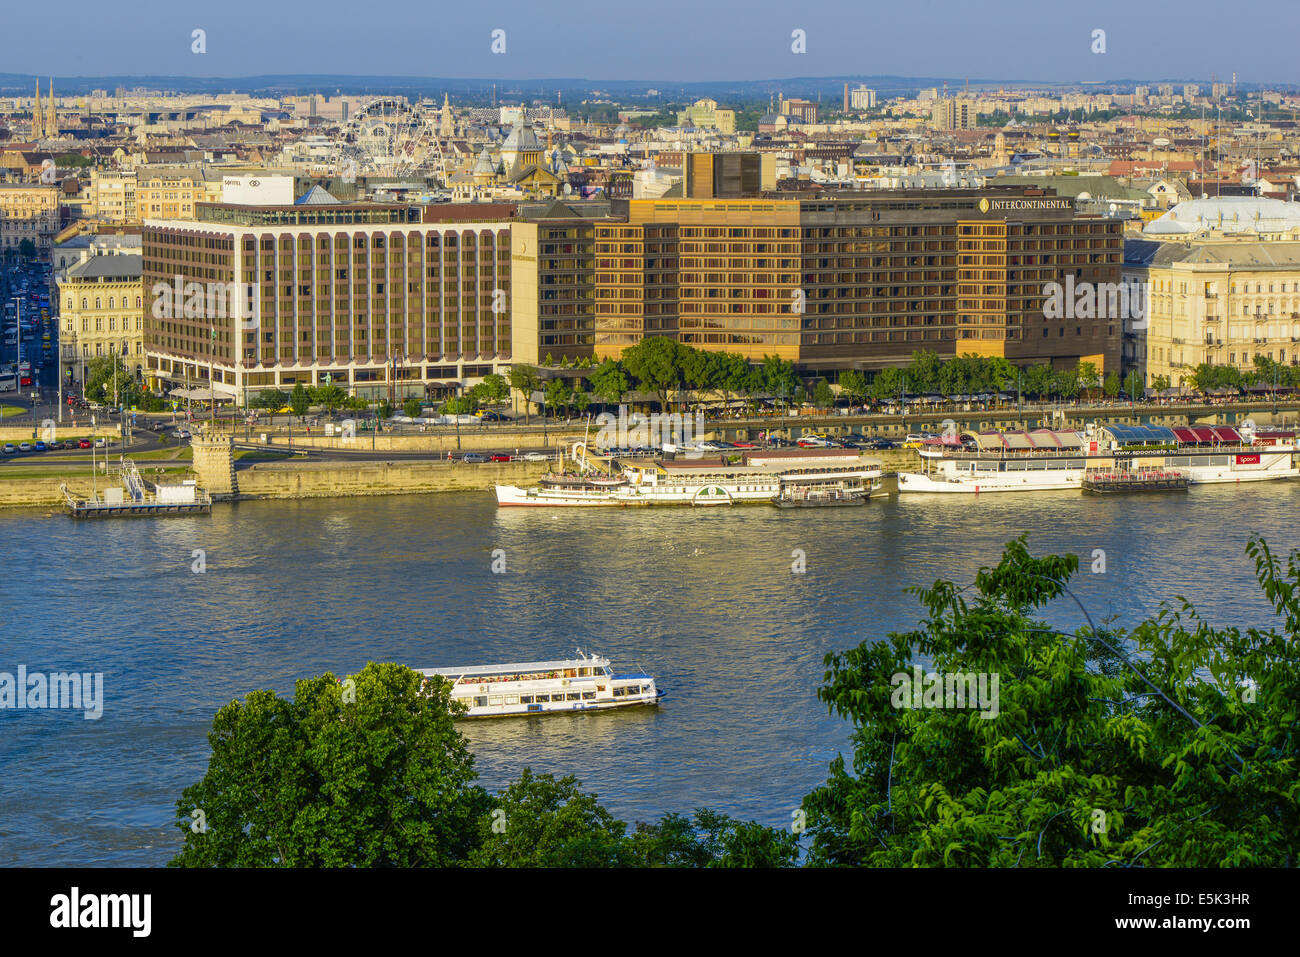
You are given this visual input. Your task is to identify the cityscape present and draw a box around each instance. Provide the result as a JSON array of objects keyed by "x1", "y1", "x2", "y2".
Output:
[{"x1": 0, "y1": 0, "x2": 1294, "y2": 933}]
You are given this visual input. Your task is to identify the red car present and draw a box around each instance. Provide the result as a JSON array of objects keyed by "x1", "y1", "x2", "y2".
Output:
[
  {"x1": 77, "y1": 439, "x2": 91, "y2": 449},
  {"x1": 489, "y1": 453, "x2": 512, "y2": 462}
]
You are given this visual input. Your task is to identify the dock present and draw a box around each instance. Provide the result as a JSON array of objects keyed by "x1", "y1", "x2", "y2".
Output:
[{"x1": 59, "y1": 456, "x2": 212, "y2": 518}]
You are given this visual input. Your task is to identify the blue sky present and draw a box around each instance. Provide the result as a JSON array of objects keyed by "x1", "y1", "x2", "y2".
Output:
[{"x1": 2, "y1": 0, "x2": 1295, "y2": 83}]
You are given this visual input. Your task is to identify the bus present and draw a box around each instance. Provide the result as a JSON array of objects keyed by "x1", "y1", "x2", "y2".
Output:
[{"x1": 0, "y1": 373, "x2": 17, "y2": 394}]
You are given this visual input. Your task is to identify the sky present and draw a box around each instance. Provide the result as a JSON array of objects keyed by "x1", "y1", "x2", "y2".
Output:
[{"x1": 1, "y1": 0, "x2": 1295, "y2": 84}]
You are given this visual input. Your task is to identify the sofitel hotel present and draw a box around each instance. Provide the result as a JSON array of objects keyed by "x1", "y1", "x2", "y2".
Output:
[{"x1": 140, "y1": 153, "x2": 1121, "y2": 400}]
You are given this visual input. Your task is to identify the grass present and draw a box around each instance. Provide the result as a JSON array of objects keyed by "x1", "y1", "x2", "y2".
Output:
[
  {"x1": 0, "y1": 464, "x2": 192, "y2": 482},
  {"x1": 0, "y1": 405, "x2": 23, "y2": 418}
]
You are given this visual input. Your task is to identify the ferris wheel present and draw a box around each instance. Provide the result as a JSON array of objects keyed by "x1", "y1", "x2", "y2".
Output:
[{"x1": 342, "y1": 97, "x2": 447, "y2": 183}]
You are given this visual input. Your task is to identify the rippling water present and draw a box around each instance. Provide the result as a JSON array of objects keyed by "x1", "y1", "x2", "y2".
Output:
[{"x1": 1, "y1": 482, "x2": 1296, "y2": 866}]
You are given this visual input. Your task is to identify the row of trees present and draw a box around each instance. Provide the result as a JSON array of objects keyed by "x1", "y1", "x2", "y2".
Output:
[
  {"x1": 172, "y1": 535, "x2": 1300, "y2": 867},
  {"x1": 1186, "y1": 356, "x2": 1300, "y2": 393}
]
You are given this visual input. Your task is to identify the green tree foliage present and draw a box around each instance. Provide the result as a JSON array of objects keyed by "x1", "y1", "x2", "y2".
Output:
[
  {"x1": 83, "y1": 355, "x2": 142, "y2": 406},
  {"x1": 289, "y1": 383, "x2": 311, "y2": 421},
  {"x1": 311, "y1": 384, "x2": 349, "y2": 413},
  {"x1": 802, "y1": 537, "x2": 1300, "y2": 867},
  {"x1": 543, "y1": 377, "x2": 572, "y2": 418},
  {"x1": 507, "y1": 364, "x2": 541, "y2": 423},
  {"x1": 402, "y1": 397, "x2": 423, "y2": 419},
  {"x1": 588, "y1": 359, "x2": 629, "y2": 406},
  {"x1": 813, "y1": 378, "x2": 834, "y2": 408},
  {"x1": 479, "y1": 373, "x2": 510, "y2": 406},
  {"x1": 621, "y1": 336, "x2": 682, "y2": 410},
  {"x1": 1122, "y1": 370, "x2": 1144, "y2": 401},
  {"x1": 170, "y1": 662, "x2": 489, "y2": 867},
  {"x1": 1102, "y1": 371, "x2": 1121, "y2": 399},
  {"x1": 839, "y1": 369, "x2": 868, "y2": 405}
]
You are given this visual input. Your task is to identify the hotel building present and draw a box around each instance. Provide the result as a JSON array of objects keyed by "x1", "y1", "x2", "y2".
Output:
[{"x1": 142, "y1": 202, "x2": 512, "y2": 401}]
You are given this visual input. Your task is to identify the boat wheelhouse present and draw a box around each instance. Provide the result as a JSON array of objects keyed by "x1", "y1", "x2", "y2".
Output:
[
  {"x1": 418, "y1": 654, "x2": 661, "y2": 718},
  {"x1": 896, "y1": 423, "x2": 1298, "y2": 494}
]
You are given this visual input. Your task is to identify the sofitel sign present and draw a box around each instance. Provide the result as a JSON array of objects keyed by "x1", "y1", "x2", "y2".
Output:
[{"x1": 978, "y1": 197, "x2": 1074, "y2": 212}]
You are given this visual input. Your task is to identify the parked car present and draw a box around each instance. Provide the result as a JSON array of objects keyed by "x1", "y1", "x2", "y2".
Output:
[
  {"x1": 93, "y1": 437, "x2": 107, "y2": 448},
  {"x1": 489, "y1": 453, "x2": 512, "y2": 462},
  {"x1": 462, "y1": 453, "x2": 488, "y2": 464},
  {"x1": 522, "y1": 451, "x2": 549, "y2": 462},
  {"x1": 33, "y1": 441, "x2": 47, "y2": 452},
  {"x1": 1, "y1": 443, "x2": 15, "y2": 455},
  {"x1": 18, "y1": 442, "x2": 32, "y2": 452},
  {"x1": 77, "y1": 439, "x2": 92, "y2": 449}
]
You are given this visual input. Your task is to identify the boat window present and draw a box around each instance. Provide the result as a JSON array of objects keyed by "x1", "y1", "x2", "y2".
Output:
[
  {"x1": 581, "y1": 691, "x2": 596, "y2": 700},
  {"x1": 566, "y1": 692, "x2": 582, "y2": 701},
  {"x1": 505, "y1": 695, "x2": 519, "y2": 705},
  {"x1": 488, "y1": 696, "x2": 504, "y2": 706},
  {"x1": 473, "y1": 696, "x2": 488, "y2": 708},
  {"x1": 534, "y1": 694, "x2": 549, "y2": 702},
  {"x1": 520, "y1": 695, "x2": 534, "y2": 704},
  {"x1": 612, "y1": 687, "x2": 625, "y2": 697},
  {"x1": 578, "y1": 667, "x2": 590, "y2": 676}
]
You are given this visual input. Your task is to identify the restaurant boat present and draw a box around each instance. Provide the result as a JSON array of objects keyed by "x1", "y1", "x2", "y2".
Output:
[
  {"x1": 417, "y1": 653, "x2": 661, "y2": 718},
  {"x1": 896, "y1": 423, "x2": 1298, "y2": 494},
  {"x1": 495, "y1": 444, "x2": 883, "y2": 507}
]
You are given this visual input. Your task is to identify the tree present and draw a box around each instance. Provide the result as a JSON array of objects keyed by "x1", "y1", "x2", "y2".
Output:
[
  {"x1": 761, "y1": 354, "x2": 798, "y2": 405},
  {"x1": 507, "y1": 364, "x2": 541, "y2": 424},
  {"x1": 907, "y1": 349, "x2": 943, "y2": 394},
  {"x1": 1122, "y1": 369, "x2": 1144, "y2": 402},
  {"x1": 170, "y1": 662, "x2": 489, "y2": 867},
  {"x1": 588, "y1": 359, "x2": 629, "y2": 407},
  {"x1": 312, "y1": 383, "x2": 348, "y2": 414},
  {"x1": 1151, "y1": 374, "x2": 1171, "y2": 393},
  {"x1": 869, "y1": 367, "x2": 906, "y2": 403},
  {"x1": 479, "y1": 373, "x2": 510, "y2": 407},
  {"x1": 681, "y1": 347, "x2": 721, "y2": 403},
  {"x1": 17, "y1": 238, "x2": 35, "y2": 260},
  {"x1": 1053, "y1": 367, "x2": 1080, "y2": 401},
  {"x1": 1102, "y1": 370, "x2": 1121, "y2": 399},
  {"x1": 813, "y1": 378, "x2": 834, "y2": 409},
  {"x1": 84, "y1": 355, "x2": 139, "y2": 407},
  {"x1": 622, "y1": 336, "x2": 682, "y2": 411},
  {"x1": 467, "y1": 770, "x2": 635, "y2": 867},
  {"x1": 572, "y1": 390, "x2": 591, "y2": 416},
  {"x1": 1021, "y1": 364, "x2": 1055, "y2": 399},
  {"x1": 802, "y1": 536, "x2": 1300, "y2": 867},
  {"x1": 289, "y1": 383, "x2": 311, "y2": 422},
  {"x1": 403, "y1": 397, "x2": 423, "y2": 419},
  {"x1": 1076, "y1": 361, "x2": 1100, "y2": 397},
  {"x1": 253, "y1": 388, "x2": 288, "y2": 423},
  {"x1": 543, "y1": 377, "x2": 572, "y2": 419},
  {"x1": 839, "y1": 369, "x2": 869, "y2": 406}
]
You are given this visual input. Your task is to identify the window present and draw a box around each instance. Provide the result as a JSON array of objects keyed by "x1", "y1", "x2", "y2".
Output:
[
  {"x1": 520, "y1": 695, "x2": 534, "y2": 704},
  {"x1": 534, "y1": 694, "x2": 550, "y2": 703},
  {"x1": 566, "y1": 692, "x2": 581, "y2": 701},
  {"x1": 473, "y1": 696, "x2": 487, "y2": 708}
]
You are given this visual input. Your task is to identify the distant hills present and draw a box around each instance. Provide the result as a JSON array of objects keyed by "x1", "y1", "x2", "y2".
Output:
[{"x1": 0, "y1": 73, "x2": 1272, "y2": 102}]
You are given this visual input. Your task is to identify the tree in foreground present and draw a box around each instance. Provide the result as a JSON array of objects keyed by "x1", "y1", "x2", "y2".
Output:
[
  {"x1": 171, "y1": 662, "x2": 488, "y2": 866},
  {"x1": 802, "y1": 536, "x2": 1300, "y2": 867}
]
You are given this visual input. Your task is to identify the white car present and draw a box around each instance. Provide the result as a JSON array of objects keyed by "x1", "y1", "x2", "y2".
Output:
[{"x1": 522, "y1": 451, "x2": 549, "y2": 462}]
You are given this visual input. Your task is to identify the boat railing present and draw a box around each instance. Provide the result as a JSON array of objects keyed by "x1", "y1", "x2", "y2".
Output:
[{"x1": 928, "y1": 441, "x2": 1277, "y2": 460}]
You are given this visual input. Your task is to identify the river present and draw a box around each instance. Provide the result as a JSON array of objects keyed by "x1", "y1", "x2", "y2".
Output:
[{"x1": 1, "y1": 483, "x2": 1296, "y2": 865}]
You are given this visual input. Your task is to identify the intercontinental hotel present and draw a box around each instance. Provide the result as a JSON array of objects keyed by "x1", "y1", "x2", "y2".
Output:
[{"x1": 141, "y1": 157, "x2": 1121, "y2": 401}]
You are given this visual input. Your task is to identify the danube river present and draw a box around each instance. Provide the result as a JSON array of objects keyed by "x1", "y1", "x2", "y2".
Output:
[{"x1": 1, "y1": 484, "x2": 1297, "y2": 866}]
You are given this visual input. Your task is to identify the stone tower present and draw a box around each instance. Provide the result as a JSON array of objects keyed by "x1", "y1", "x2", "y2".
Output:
[{"x1": 47, "y1": 78, "x2": 57, "y2": 137}]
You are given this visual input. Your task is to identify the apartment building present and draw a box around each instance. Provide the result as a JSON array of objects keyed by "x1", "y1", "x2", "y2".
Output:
[
  {"x1": 0, "y1": 183, "x2": 60, "y2": 258},
  {"x1": 57, "y1": 255, "x2": 145, "y2": 381},
  {"x1": 91, "y1": 169, "x2": 138, "y2": 224},
  {"x1": 135, "y1": 168, "x2": 222, "y2": 222}
]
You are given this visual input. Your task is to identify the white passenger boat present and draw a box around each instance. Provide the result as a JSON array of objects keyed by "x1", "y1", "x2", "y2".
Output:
[
  {"x1": 495, "y1": 443, "x2": 883, "y2": 507},
  {"x1": 417, "y1": 653, "x2": 661, "y2": 718},
  {"x1": 896, "y1": 423, "x2": 1298, "y2": 494}
]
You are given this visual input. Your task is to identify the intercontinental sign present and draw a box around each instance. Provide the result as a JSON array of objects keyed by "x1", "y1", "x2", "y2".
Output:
[{"x1": 978, "y1": 197, "x2": 1074, "y2": 213}]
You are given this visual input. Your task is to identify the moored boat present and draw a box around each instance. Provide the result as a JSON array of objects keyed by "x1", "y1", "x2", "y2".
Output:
[
  {"x1": 417, "y1": 653, "x2": 661, "y2": 718},
  {"x1": 896, "y1": 423, "x2": 1298, "y2": 494}
]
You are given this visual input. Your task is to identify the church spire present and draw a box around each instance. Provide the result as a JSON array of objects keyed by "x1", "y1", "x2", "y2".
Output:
[{"x1": 47, "y1": 77, "x2": 56, "y2": 138}]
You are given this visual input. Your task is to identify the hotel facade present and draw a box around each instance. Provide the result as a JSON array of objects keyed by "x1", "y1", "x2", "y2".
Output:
[{"x1": 141, "y1": 203, "x2": 511, "y2": 400}]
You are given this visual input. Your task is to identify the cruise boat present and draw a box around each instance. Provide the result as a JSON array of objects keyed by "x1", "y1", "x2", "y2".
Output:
[
  {"x1": 495, "y1": 444, "x2": 883, "y2": 507},
  {"x1": 896, "y1": 423, "x2": 1298, "y2": 494},
  {"x1": 417, "y1": 653, "x2": 661, "y2": 718}
]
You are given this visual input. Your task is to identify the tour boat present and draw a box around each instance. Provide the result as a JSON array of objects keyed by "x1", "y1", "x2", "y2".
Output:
[
  {"x1": 495, "y1": 443, "x2": 884, "y2": 507},
  {"x1": 417, "y1": 653, "x2": 661, "y2": 718},
  {"x1": 896, "y1": 423, "x2": 1298, "y2": 494}
]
